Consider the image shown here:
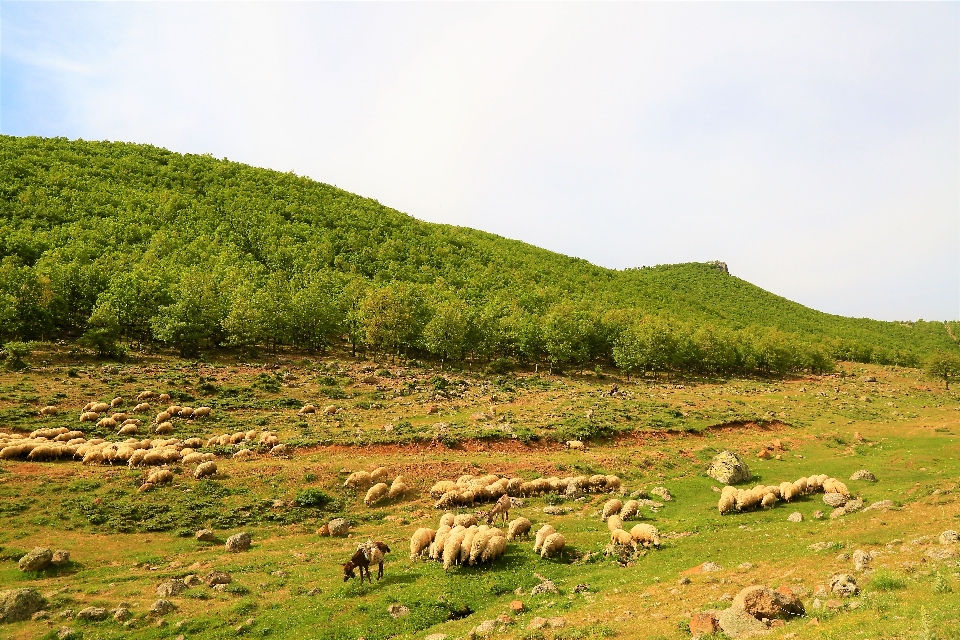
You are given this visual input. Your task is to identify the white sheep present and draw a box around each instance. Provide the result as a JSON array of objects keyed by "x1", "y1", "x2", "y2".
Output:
[
  {"x1": 611, "y1": 528, "x2": 636, "y2": 550},
  {"x1": 540, "y1": 532, "x2": 566, "y2": 559},
  {"x1": 718, "y1": 493, "x2": 736, "y2": 515},
  {"x1": 761, "y1": 493, "x2": 778, "y2": 509},
  {"x1": 439, "y1": 512, "x2": 456, "y2": 528},
  {"x1": 388, "y1": 477, "x2": 407, "y2": 500},
  {"x1": 154, "y1": 411, "x2": 172, "y2": 425},
  {"x1": 365, "y1": 483, "x2": 389, "y2": 506},
  {"x1": 136, "y1": 391, "x2": 155, "y2": 402},
  {"x1": 298, "y1": 404, "x2": 316, "y2": 416},
  {"x1": 606, "y1": 514, "x2": 624, "y2": 533},
  {"x1": 410, "y1": 528, "x2": 435, "y2": 559},
  {"x1": 533, "y1": 525, "x2": 556, "y2": 554},
  {"x1": 158, "y1": 393, "x2": 171, "y2": 403},
  {"x1": 481, "y1": 534, "x2": 507, "y2": 563},
  {"x1": 459, "y1": 527, "x2": 479, "y2": 564},
  {"x1": 79, "y1": 411, "x2": 99, "y2": 422},
  {"x1": 344, "y1": 470, "x2": 373, "y2": 490},
  {"x1": 566, "y1": 440, "x2": 585, "y2": 450},
  {"x1": 155, "y1": 422, "x2": 174, "y2": 435},
  {"x1": 454, "y1": 513, "x2": 478, "y2": 528},
  {"x1": 194, "y1": 407, "x2": 211, "y2": 418},
  {"x1": 442, "y1": 526, "x2": 467, "y2": 570},
  {"x1": 429, "y1": 525, "x2": 452, "y2": 560},
  {"x1": 90, "y1": 402, "x2": 110, "y2": 414},
  {"x1": 371, "y1": 467, "x2": 389, "y2": 484},
  {"x1": 133, "y1": 403, "x2": 150, "y2": 414},
  {"x1": 194, "y1": 461, "x2": 217, "y2": 479},
  {"x1": 507, "y1": 517, "x2": 531, "y2": 541},
  {"x1": 430, "y1": 480, "x2": 457, "y2": 498},
  {"x1": 111, "y1": 397, "x2": 124, "y2": 408},
  {"x1": 39, "y1": 406, "x2": 59, "y2": 416},
  {"x1": 629, "y1": 523, "x2": 661, "y2": 548},
  {"x1": 602, "y1": 498, "x2": 623, "y2": 520},
  {"x1": 146, "y1": 468, "x2": 173, "y2": 485},
  {"x1": 118, "y1": 424, "x2": 138, "y2": 436},
  {"x1": 468, "y1": 527, "x2": 493, "y2": 565}
]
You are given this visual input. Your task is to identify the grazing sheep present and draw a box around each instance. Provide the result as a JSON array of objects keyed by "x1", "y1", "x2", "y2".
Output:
[
  {"x1": 118, "y1": 424, "x2": 138, "y2": 436},
  {"x1": 146, "y1": 468, "x2": 173, "y2": 485},
  {"x1": 194, "y1": 461, "x2": 217, "y2": 479},
  {"x1": 233, "y1": 448, "x2": 255, "y2": 460},
  {"x1": 298, "y1": 404, "x2": 316, "y2": 416},
  {"x1": 90, "y1": 402, "x2": 111, "y2": 414},
  {"x1": 534, "y1": 525, "x2": 556, "y2": 554},
  {"x1": 39, "y1": 405, "x2": 59, "y2": 416},
  {"x1": 158, "y1": 393, "x2": 171, "y2": 403},
  {"x1": 324, "y1": 405, "x2": 338, "y2": 415},
  {"x1": 182, "y1": 437, "x2": 203, "y2": 448},
  {"x1": 794, "y1": 477, "x2": 808, "y2": 494},
  {"x1": 607, "y1": 514, "x2": 624, "y2": 533},
  {"x1": 371, "y1": 467, "x2": 389, "y2": 484},
  {"x1": 430, "y1": 480, "x2": 457, "y2": 498},
  {"x1": 194, "y1": 407, "x2": 211, "y2": 418},
  {"x1": 179, "y1": 407, "x2": 195, "y2": 418},
  {"x1": 761, "y1": 493, "x2": 778, "y2": 509},
  {"x1": 136, "y1": 391, "x2": 155, "y2": 402},
  {"x1": 468, "y1": 527, "x2": 493, "y2": 565},
  {"x1": 111, "y1": 397, "x2": 124, "y2": 408},
  {"x1": 365, "y1": 482, "x2": 389, "y2": 506},
  {"x1": 589, "y1": 474, "x2": 608, "y2": 491},
  {"x1": 780, "y1": 481, "x2": 799, "y2": 502},
  {"x1": 629, "y1": 523, "x2": 661, "y2": 548},
  {"x1": 611, "y1": 528, "x2": 636, "y2": 550},
  {"x1": 439, "y1": 513, "x2": 456, "y2": 527},
  {"x1": 619, "y1": 500, "x2": 640, "y2": 520},
  {"x1": 133, "y1": 403, "x2": 150, "y2": 414},
  {"x1": 155, "y1": 411, "x2": 172, "y2": 425},
  {"x1": 605, "y1": 475, "x2": 623, "y2": 493},
  {"x1": 481, "y1": 535, "x2": 507, "y2": 563},
  {"x1": 435, "y1": 490, "x2": 468, "y2": 510},
  {"x1": 602, "y1": 498, "x2": 623, "y2": 520},
  {"x1": 454, "y1": 513, "x2": 478, "y2": 528},
  {"x1": 718, "y1": 493, "x2": 737, "y2": 515},
  {"x1": 540, "y1": 532, "x2": 566, "y2": 559},
  {"x1": 507, "y1": 517, "x2": 532, "y2": 541},
  {"x1": 53, "y1": 430, "x2": 83, "y2": 442},
  {"x1": 823, "y1": 478, "x2": 850, "y2": 497},
  {"x1": 345, "y1": 470, "x2": 373, "y2": 490},
  {"x1": 167, "y1": 405, "x2": 183, "y2": 416},
  {"x1": 95, "y1": 417, "x2": 117, "y2": 430},
  {"x1": 79, "y1": 411, "x2": 99, "y2": 422},
  {"x1": 410, "y1": 528, "x2": 436, "y2": 559},
  {"x1": 388, "y1": 477, "x2": 407, "y2": 500},
  {"x1": 429, "y1": 525, "x2": 452, "y2": 560},
  {"x1": 155, "y1": 422, "x2": 174, "y2": 435},
  {"x1": 459, "y1": 527, "x2": 479, "y2": 564},
  {"x1": 506, "y1": 478, "x2": 523, "y2": 496},
  {"x1": 442, "y1": 526, "x2": 467, "y2": 570},
  {"x1": 111, "y1": 412, "x2": 128, "y2": 422},
  {"x1": 566, "y1": 440, "x2": 585, "y2": 450}
]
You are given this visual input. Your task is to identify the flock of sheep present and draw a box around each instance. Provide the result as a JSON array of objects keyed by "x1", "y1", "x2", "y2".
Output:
[
  {"x1": 600, "y1": 498, "x2": 662, "y2": 551},
  {"x1": 409, "y1": 511, "x2": 566, "y2": 570},
  {"x1": 344, "y1": 467, "x2": 409, "y2": 505},
  {"x1": 427, "y1": 472, "x2": 623, "y2": 510},
  {"x1": 716, "y1": 474, "x2": 849, "y2": 514}
]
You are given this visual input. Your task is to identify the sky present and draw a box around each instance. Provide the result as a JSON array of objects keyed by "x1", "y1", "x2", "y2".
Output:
[{"x1": 2, "y1": 2, "x2": 958, "y2": 322}]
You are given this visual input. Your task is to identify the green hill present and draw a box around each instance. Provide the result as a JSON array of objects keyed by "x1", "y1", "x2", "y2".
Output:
[{"x1": 0, "y1": 135, "x2": 954, "y2": 370}]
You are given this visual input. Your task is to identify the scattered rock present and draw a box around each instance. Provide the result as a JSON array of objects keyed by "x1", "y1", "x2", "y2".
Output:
[
  {"x1": 825, "y1": 599, "x2": 843, "y2": 610},
  {"x1": 925, "y1": 546, "x2": 957, "y2": 561},
  {"x1": 812, "y1": 510, "x2": 825, "y2": 520},
  {"x1": 531, "y1": 575, "x2": 559, "y2": 595},
  {"x1": 690, "y1": 611, "x2": 721, "y2": 637},
  {"x1": 77, "y1": 606, "x2": 109, "y2": 621},
  {"x1": 738, "y1": 563, "x2": 753, "y2": 571},
  {"x1": 864, "y1": 376, "x2": 876, "y2": 382},
  {"x1": 471, "y1": 619, "x2": 497, "y2": 637},
  {"x1": 510, "y1": 600, "x2": 524, "y2": 613},
  {"x1": 31, "y1": 610, "x2": 49, "y2": 620},
  {"x1": 829, "y1": 574, "x2": 858, "y2": 597},
  {"x1": 527, "y1": 617, "x2": 548, "y2": 630},
  {"x1": 650, "y1": 487, "x2": 673, "y2": 502},
  {"x1": 183, "y1": 575, "x2": 203, "y2": 587},
  {"x1": 939, "y1": 530, "x2": 959, "y2": 545},
  {"x1": 850, "y1": 470, "x2": 876, "y2": 482},
  {"x1": 548, "y1": 617, "x2": 566, "y2": 628},
  {"x1": 327, "y1": 518, "x2": 350, "y2": 537},
  {"x1": 50, "y1": 550, "x2": 70, "y2": 567},
  {"x1": 0, "y1": 588, "x2": 47, "y2": 623},
  {"x1": 18, "y1": 548, "x2": 53, "y2": 572},
  {"x1": 863, "y1": 500, "x2": 896, "y2": 512},
  {"x1": 271, "y1": 570, "x2": 288, "y2": 579},
  {"x1": 678, "y1": 576, "x2": 691, "y2": 585},
  {"x1": 204, "y1": 571, "x2": 232, "y2": 586},
  {"x1": 787, "y1": 512, "x2": 803, "y2": 523},
  {"x1": 757, "y1": 449, "x2": 771, "y2": 459},
  {"x1": 157, "y1": 579, "x2": 189, "y2": 598},
  {"x1": 829, "y1": 507, "x2": 847, "y2": 519},
  {"x1": 151, "y1": 600, "x2": 176, "y2": 616},
  {"x1": 424, "y1": 635, "x2": 448, "y2": 640},
  {"x1": 57, "y1": 627, "x2": 79, "y2": 640},
  {"x1": 732, "y1": 585, "x2": 804, "y2": 620},
  {"x1": 843, "y1": 498, "x2": 863, "y2": 513},
  {"x1": 852, "y1": 550, "x2": 872, "y2": 572},
  {"x1": 823, "y1": 493, "x2": 848, "y2": 508},
  {"x1": 225, "y1": 532, "x2": 252, "y2": 552},
  {"x1": 707, "y1": 451, "x2": 752, "y2": 485},
  {"x1": 717, "y1": 606, "x2": 770, "y2": 638},
  {"x1": 113, "y1": 607, "x2": 132, "y2": 622},
  {"x1": 387, "y1": 604, "x2": 410, "y2": 619},
  {"x1": 542, "y1": 505, "x2": 566, "y2": 515},
  {"x1": 701, "y1": 562, "x2": 723, "y2": 573},
  {"x1": 196, "y1": 529, "x2": 216, "y2": 541},
  {"x1": 307, "y1": 588, "x2": 321, "y2": 596},
  {"x1": 573, "y1": 583, "x2": 590, "y2": 593}
]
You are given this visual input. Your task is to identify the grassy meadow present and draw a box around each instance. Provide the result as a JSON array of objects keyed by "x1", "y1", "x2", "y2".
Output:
[{"x1": 1, "y1": 344, "x2": 959, "y2": 640}]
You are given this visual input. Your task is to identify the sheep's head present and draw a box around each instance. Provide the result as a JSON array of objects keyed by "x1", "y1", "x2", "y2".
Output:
[{"x1": 342, "y1": 561, "x2": 357, "y2": 581}]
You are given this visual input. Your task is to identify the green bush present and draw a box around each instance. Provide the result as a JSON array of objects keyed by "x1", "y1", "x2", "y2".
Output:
[
  {"x1": 870, "y1": 570, "x2": 907, "y2": 591},
  {"x1": 295, "y1": 488, "x2": 334, "y2": 508},
  {"x1": 2, "y1": 341, "x2": 32, "y2": 370}
]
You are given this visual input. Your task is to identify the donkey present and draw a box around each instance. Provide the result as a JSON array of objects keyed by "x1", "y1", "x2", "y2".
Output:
[
  {"x1": 480, "y1": 494, "x2": 512, "y2": 526},
  {"x1": 343, "y1": 540, "x2": 391, "y2": 584}
]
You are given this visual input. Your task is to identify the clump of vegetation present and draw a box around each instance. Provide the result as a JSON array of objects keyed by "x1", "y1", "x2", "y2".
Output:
[{"x1": 871, "y1": 570, "x2": 908, "y2": 591}]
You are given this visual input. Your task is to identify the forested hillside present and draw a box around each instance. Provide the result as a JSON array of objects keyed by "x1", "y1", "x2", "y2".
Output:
[{"x1": 0, "y1": 135, "x2": 955, "y2": 373}]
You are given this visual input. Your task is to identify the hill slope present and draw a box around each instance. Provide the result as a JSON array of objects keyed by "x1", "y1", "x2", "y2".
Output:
[{"x1": 0, "y1": 135, "x2": 953, "y2": 367}]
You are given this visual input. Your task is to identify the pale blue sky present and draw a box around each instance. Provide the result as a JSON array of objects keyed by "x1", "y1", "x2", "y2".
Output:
[{"x1": 2, "y1": 2, "x2": 958, "y2": 321}]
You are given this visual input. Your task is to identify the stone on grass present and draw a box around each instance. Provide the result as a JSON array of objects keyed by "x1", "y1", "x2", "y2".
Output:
[
  {"x1": 18, "y1": 548, "x2": 53, "y2": 572},
  {"x1": 50, "y1": 550, "x2": 70, "y2": 567},
  {"x1": 700, "y1": 562, "x2": 723, "y2": 573},
  {"x1": 850, "y1": 470, "x2": 876, "y2": 482},
  {"x1": 113, "y1": 607, "x2": 132, "y2": 622},
  {"x1": 650, "y1": 487, "x2": 673, "y2": 502},
  {"x1": 939, "y1": 530, "x2": 959, "y2": 545},
  {"x1": 471, "y1": 619, "x2": 497, "y2": 638},
  {"x1": 531, "y1": 578, "x2": 559, "y2": 595},
  {"x1": 852, "y1": 550, "x2": 872, "y2": 572},
  {"x1": 823, "y1": 493, "x2": 847, "y2": 508},
  {"x1": 510, "y1": 600, "x2": 524, "y2": 613},
  {"x1": 157, "y1": 579, "x2": 188, "y2": 598},
  {"x1": 225, "y1": 532, "x2": 252, "y2": 552},
  {"x1": 196, "y1": 529, "x2": 215, "y2": 542},
  {"x1": 863, "y1": 500, "x2": 896, "y2": 512},
  {"x1": 527, "y1": 617, "x2": 548, "y2": 630},
  {"x1": 327, "y1": 518, "x2": 350, "y2": 537},
  {"x1": 925, "y1": 546, "x2": 956, "y2": 561},
  {"x1": 77, "y1": 606, "x2": 109, "y2": 621},
  {"x1": 812, "y1": 510, "x2": 825, "y2": 520},
  {"x1": 204, "y1": 571, "x2": 232, "y2": 586},
  {"x1": 732, "y1": 585, "x2": 804, "y2": 620},
  {"x1": 150, "y1": 599, "x2": 176, "y2": 616},
  {"x1": 717, "y1": 606, "x2": 770, "y2": 638},
  {"x1": 57, "y1": 627, "x2": 79, "y2": 640},
  {"x1": 424, "y1": 635, "x2": 448, "y2": 640},
  {"x1": 0, "y1": 589, "x2": 46, "y2": 623},
  {"x1": 690, "y1": 611, "x2": 720, "y2": 637},
  {"x1": 707, "y1": 451, "x2": 751, "y2": 485},
  {"x1": 843, "y1": 498, "x2": 863, "y2": 513},
  {"x1": 829, "y1": 574, "x2": 858, "y2": 597},
  {"x1": 183, "y1": 575, "x2": 202, "y2": 587},
  {"x1": 387, "y1": 604, "x2": 410, "y2": 619},
  {"x1": 787, "y1": 512, "x2": 803, "y2": 523}
]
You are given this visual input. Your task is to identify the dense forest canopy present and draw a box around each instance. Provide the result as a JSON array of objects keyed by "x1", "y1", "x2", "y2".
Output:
[{"x1": 0, "y1": 135, "x2": 956, "y2": 374}]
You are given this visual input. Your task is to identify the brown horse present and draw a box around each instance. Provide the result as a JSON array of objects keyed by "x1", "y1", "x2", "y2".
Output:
[{"x1": 343, "y1": 541, "x2": 391, "y2": 584}]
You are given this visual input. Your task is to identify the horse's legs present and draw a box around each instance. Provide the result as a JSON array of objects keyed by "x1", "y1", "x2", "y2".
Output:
[{"x1": 377, "y1": 562, "x2": 384, "y2": 580}]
